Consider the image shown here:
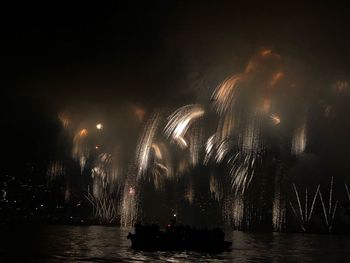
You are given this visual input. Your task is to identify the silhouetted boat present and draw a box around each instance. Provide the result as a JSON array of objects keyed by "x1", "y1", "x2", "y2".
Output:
[{"x1": 127, "y1": 223, "x2": 232, "y2": 251}]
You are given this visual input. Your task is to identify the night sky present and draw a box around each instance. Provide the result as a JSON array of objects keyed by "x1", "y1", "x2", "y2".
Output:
[
  {"x1": 2, "y1": 1, "x2": 350, "y2": 228},
  {"x1": 2, "y1": 2, "x2": 349, "y2": 163}
]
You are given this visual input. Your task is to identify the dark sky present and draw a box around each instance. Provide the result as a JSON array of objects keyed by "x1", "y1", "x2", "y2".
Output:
[
  {"x1": 3, "y1": 1, "x2": 350, "y2": 100},
  {"x1": 2, "y1": 1, "x2": 350, "y2": 174}
]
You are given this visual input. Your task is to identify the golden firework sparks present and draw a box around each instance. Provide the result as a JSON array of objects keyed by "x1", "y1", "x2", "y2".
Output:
[{"x1": 270, "y1": 113, "x2": 281, "y2": 125}]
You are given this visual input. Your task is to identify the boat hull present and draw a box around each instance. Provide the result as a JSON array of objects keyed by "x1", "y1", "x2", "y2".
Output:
[{"x1": 128, "y1": 233, "x2": 232, "y2": 252}]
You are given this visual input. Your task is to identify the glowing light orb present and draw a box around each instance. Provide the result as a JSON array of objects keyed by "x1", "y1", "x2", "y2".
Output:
[{"x1": 96, "y1": 123, "x2": 103, "y2": 130}]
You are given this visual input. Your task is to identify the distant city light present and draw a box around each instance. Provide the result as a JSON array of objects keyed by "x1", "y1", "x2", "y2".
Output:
[{"x1": 96, "y1": 123, "x2": 103, "y2": 130}]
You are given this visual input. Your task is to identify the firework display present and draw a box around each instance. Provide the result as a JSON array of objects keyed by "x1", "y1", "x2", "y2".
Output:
[{"x1": 44, "y1": 49, "x2": 350, "y2": 232}]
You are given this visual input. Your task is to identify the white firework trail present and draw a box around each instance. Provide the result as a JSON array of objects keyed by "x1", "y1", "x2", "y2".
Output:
[
  {"x1": 223, "y1": 195, "x2": 244, "y2": 229},
  {"x1": 85, "y1": 187, "x2": 118, "y2": 224},
  {"x1": 204, "y1": 134, "x2": 216, "y2": 164},
  {"x1": 205, "y1": 100, "x2": 238, "y2": 165},
  {"x1": 72, "y1": 128, "x2": 89, "y2": 173},
  {"x1": 204, "y1": 114, "x2": 235, "y2": 164},
  {"x1": 136, "y1": 113, "x2": 161, "y2": 179},
  {"x1": 79, "y1": 157, "x2": 87, "y2": 174},
  {"x1": 229, "y1": 152, "x2": 257, "y2": 195},
  {"x1": 291, "y1": 120, "x2": 307, "y2": 155},
  {"x1": 152, "y1": 142, "x2": 173, "y2": 179},
  {"x1": 204, "y1": 134, "x2": 231, "y2": 164},
  {"x1": 152, "y1": 162, "x2": 167, "y2": 191},
  {"x1": 209, "y1": 49, "x2": 309, "y2": 231},
  {"x1": 189, "y1": 125, "x2": 203, "y2": 167},
  {"x1": 214, "y1": 139, "x2": 231, "y2": 163},
  {"x1": 229, "y1": 116, "x2": 262, "y2": 194},
  {"x1": 151, "y1": 143, "x2": 162, "y2": 160},
  {"x1": 240, "y1": 117, "x2": 262, "y2": 155},
  {"x1": 345, "y1": 183, "x2": 350, "y2": 203},
  {"x1": 318, "y1": 176, "x2": 338, "y2": 233},
  {"x1": 212, "y1": 74, "x2": 242, "y2": 114},
  {"x1": 47, "y1": 161, "x2": 65, "y2": 183},
  {"x1": 91, "y1": 153, "x2": 121, "y2": 198},
  {"x1": 120, "y1": 181, "x2": 139, "y2": 227},
  {"x1": 272, "y1": 187, "x2": 285, "y2": 232},
  {"x1": 233, "y1": 195, "x2": 245, "y2": 229},
  {"x1": 209, "y1": 175, "x2": 222, "y2": 201},
  {"x1": 136, "y1": 113, "x2": 173, "y2": 190},
  {"x1": 164, "y1": 104, "x2": 205, "y2": 149},
  {"x1": 216, "y1": 113, "x2": 235, "y2": 140},
  {"x1": 86, "y1": 152, "x2": 122, "y2": 223},
  {"x1": 288, "y1": 184, "x2": 320, "y2": 232},
  {"x1": 184, "y1": 180, "x2": 194, "y2": 204},
  {"x1": 223, "y1": 198, "x2": 232, "y2": 225},
  {"x1": 146, "y1": 142, "x2": 173, "y2": 190},
  {"x1": 1, "y1": 189, "x2": 6, "y2": 202}
]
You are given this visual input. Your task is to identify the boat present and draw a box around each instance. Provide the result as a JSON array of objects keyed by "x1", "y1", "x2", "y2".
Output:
[{"x1": 127, "y1": 223, "x2": 232, "y2": 251}]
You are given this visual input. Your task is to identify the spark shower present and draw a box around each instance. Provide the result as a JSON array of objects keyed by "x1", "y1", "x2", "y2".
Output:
[{"x1": 47, "y1": 49, "x2": 348, "y2": 232}]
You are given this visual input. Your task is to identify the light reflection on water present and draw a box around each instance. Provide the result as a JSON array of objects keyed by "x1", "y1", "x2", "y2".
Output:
[{"x1": 0, "y1": 225, "x2": 350, "y2": 262}]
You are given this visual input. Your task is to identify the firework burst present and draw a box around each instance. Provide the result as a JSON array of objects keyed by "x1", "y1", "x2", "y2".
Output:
[
  {"x1": 164, "y1": 104, "x2": 205, "y2": 149},
  {"x1": 136, "y1": 113, "x2": 161, "y2": 178},
  {"x1": 120, "y1": 180, "x2": 139, "y2": 227},
  {"x1": 72, "y1": 128, "x2": 90, "y2": 173}
]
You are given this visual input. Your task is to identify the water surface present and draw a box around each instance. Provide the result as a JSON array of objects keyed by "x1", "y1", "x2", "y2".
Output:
[{"x1": 0, "y1": 225, "x2": 349, "y2": 262}]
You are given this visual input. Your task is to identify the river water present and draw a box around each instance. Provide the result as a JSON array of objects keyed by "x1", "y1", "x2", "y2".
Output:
[{"x1": 0, "y1": 225, "x2": 349, "y2": 262}]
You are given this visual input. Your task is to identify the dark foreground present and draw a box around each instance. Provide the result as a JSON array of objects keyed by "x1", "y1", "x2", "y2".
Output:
[
  {"x1": 1, "y1": 225, "x2": 350, "y2": 262},
  {"x1": 128, "y1": 223, "x2": 231, "y2": 251}
]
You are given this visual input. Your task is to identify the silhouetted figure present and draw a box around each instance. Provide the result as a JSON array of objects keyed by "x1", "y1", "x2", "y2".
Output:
[{"x1": 127, "y1": 222, "x2": 231, "y2": 251}]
